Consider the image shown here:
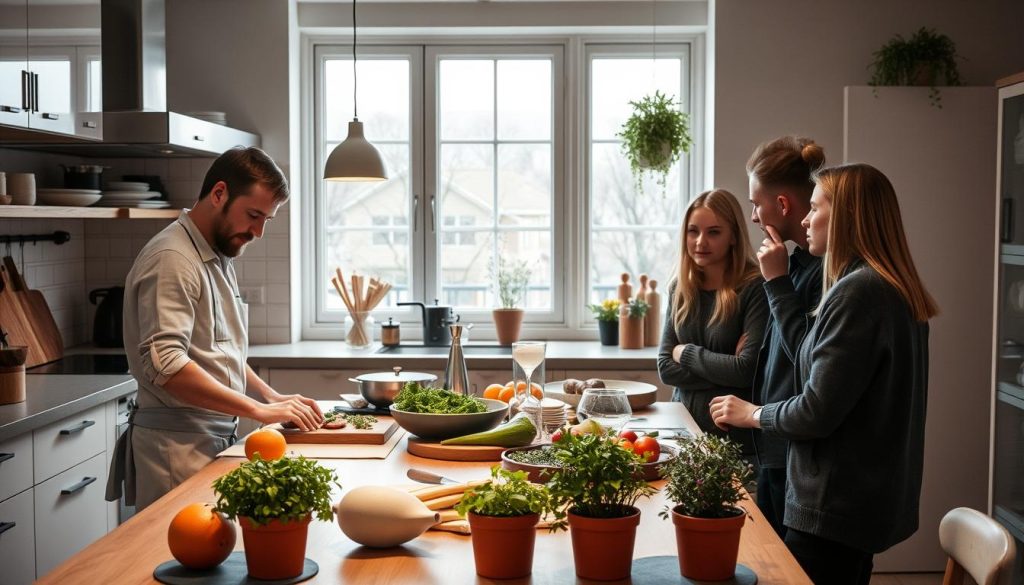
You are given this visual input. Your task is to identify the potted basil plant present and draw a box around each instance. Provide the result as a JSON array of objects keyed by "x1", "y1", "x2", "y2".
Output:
[
  {"x1": 212, "y1": 455, "x2": 340, "y2": 580},
  {"x1": 618, "y1": 90, "x2": 692, "y2": 192},
  {"x1": 546, "y1": 431, "x2": 656, "y2": 581},
  {"x1": 454, "y1": 466, "x2": 556, "y2": 579},
  {"x1": 659, "y1": 434, "x2": 753, "y2": 581}
]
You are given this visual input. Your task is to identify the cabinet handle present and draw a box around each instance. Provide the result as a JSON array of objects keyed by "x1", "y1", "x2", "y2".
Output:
[
  {"x1": 21, "y1": 70, "x2": 29, "y2": 110},
  {"x1": 193, "y1": 135, "x2": 205, "y2": 142},
  {"x1": 0, "y1": 452, "x2": 13, "y2": 464},
  {"x1": 60, "y1": 476, "x2": 97, "y2": 495},
  {"x1": 42, "y1": 113, "x2": 59, "y2": 120},
  {"x1": 429, "y1": 195, "x2": 437, "y2": 233},
  {"x1": 1002, "y1": 199, "x2": 1014, "y2": 243},
  {"x1": 412, "y1": 195, "x2": 420, "y2": 231},
  {"x1": 59, "y1": 419, "x2": 96, "y2": 435},
  {"x1": 0, "y1": 105, "x2": 21, "y2": 114},
  {"x1": 82, "y1": 120, "x2": 97, "y2": 129},
  {"x1": 0, "y1": 522, "x2": 15, "y2": 535},
  {"x1": 32, "y1": 72, "x2": 39, "y2": 113}
]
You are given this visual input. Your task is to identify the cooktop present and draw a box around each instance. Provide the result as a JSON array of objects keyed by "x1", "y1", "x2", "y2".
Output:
[{"x1": 27, "y1": 354, "x2": 130, "y2": 375}]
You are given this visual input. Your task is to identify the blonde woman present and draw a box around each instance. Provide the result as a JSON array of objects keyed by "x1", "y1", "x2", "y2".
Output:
[
  {"x1": 657, "y1": 189, "x2": 768, "y2": 446},
  {"x1": 711, "y1": 164, "x2": 938, "y2": 585}
]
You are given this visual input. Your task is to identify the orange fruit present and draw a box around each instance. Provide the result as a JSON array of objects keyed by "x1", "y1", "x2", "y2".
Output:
[
  {"x1": 167, "y1": 503, "x2": 236, "y2": 569},
  {"x1": 482, "y1": 384, "x2": 504, "y2": 400},
  {"x1": 244, "y1": 427, "x2": 287, "y2": 461},
  {"x1": 498, "y1": 386, "x2": 517, "y2": 403},
  {"x1": 513, "y1": 381, "x2": 544, "y2": 400}
]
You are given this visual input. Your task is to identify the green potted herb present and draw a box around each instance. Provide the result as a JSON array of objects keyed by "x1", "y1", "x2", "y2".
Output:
[
  {"x1": 619, "y1": 297, "x2": 649, "y2": 349},
  {"x1": 869, "y1": 27, "x2": 962, "y2": 107},
  {"x1": 659, "y1": 434, "x2": 752, "y2": 581},
  {"x1": 212, "y1": 455, "x2": 341, "y2": 580},
  {"x1": 618, "y1": 90, "x2": 692, "y2": 191},
  {"x1": 492, "y1": 256, "x2": 532, "y2": 345},
  {"x1": 586, "y1": 298, "x2": 621, "y2": 346},
  {"x1": 454, "y1": 466, "x2": 556, "y2": 579},
  {"x1": 546, "y1": 431, "x2": 656, "y2": 581}
]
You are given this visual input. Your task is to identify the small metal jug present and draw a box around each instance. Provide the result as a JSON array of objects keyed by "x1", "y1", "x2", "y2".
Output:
[{"x1": 443, "y1": 324, "x2": 470, "y2": 396}]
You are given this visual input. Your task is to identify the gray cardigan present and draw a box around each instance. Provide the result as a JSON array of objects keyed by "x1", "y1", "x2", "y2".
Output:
[{"x1": 760, "y1": 262, "x2": 929, "y2": 553}]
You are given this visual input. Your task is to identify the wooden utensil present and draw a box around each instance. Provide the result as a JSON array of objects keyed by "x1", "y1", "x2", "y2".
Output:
[
  {"x1": 0, "y1": 265, "x2": 45, "y2": 367},
  {"x1": 3, "y1": 256, "x2": 62, "y2": 365}
]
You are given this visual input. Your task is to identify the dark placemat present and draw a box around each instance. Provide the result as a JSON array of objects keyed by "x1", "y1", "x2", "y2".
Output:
[
  {"x1": 153, "y1": 552, "x2": 318, "y2": 585},
  {"x1": 629, "y1": 556, "x2": 757, "y2": 585}
]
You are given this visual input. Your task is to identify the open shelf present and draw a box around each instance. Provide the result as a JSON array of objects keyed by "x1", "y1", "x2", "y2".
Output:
[{"x1": 0, "y1": 205, "x2": 179, "y2": 219}]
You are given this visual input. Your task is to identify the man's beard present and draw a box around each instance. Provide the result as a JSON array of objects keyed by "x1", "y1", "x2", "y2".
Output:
[{"x1": 213, "y1": 216, "x2": 253, "y2": 257}]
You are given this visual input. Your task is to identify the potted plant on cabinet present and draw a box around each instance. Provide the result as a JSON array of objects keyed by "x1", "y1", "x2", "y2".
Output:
[
  {"x1": 618, "y1": 90, "x2": 692, "y2": 192},
  {"x1": 212, "y1": 455, "x2": 341, "y2": 580},
  {"x1": 454, "y1": 466, "x2": 556, "y2": 579},
  {"x1": 869, "y1": 27, "x2": 962, "y2": 107},
  {"x1": 659, "y1": 434, "x2": 753, "y2": 581},
  {"x1": 492, "y1": 257, "x2": 532, "y2": 345},
  {"x1": 619, "y1": 297, "x2": 649, "y2": 350},
  {"x1": 586, "y1": 298, "x2": 621, "y2": 345},
  {"x1": 546, "y1": 431, "x2": 656, "y2": 581}
]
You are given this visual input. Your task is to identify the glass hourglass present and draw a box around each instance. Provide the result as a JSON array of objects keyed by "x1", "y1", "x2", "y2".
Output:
[{"x1": 511, "y1": 341, "x2": 546, "y2": 442}]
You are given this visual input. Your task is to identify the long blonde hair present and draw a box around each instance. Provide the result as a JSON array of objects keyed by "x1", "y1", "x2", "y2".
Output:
[
  {"x1": 673, "y1": 189, "x2": 760, "y2": 328},
  {"x1": 814, "y1": 164, "x2": 938, "y2": 322}
]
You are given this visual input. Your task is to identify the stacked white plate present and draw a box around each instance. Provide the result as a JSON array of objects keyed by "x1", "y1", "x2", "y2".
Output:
[
  {"x1": 106, "y1": 181, "x2": 151, "y2": 191},
  {"x1": 187, "y1": 111, "x2": 227, "y2": 125},
  {"x1": 520, "y1": 397, "x2": 568, "y2": 433},
  {"x1": 99, "y1": 180, "x2": 167, "y2": 207},
  {"x1": 36, "y1": 188, "x2": 102, "y2": 207}
]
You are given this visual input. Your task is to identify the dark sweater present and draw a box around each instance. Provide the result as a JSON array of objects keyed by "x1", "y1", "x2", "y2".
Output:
[
  {"x1": 760, "y1": 262, "x2": 929, "y2": 553},
  {"x1": 657, "y1": 277, "x2": 768, "y2": 444},
  {"x1": 752, "y1": 248, "x2": 823, "y2": 468}
]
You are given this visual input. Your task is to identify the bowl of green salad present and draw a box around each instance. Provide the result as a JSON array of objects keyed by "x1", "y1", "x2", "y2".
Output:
[{"x1": 388, "y1": 382, "x2": 509, "y2": 441}]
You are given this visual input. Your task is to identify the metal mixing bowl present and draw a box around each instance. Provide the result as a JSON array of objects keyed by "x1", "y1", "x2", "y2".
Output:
[{"x1": 348, "y1": 367, "x2": 437, "y2": 408}]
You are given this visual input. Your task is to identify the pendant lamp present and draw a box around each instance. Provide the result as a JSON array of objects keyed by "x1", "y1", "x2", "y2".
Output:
[{"x1": 324, "y1": 0, "x2": 387, "y2": 182}]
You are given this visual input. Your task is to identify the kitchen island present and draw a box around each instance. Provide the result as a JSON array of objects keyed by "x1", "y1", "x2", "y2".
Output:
[{"x1": 37, "y1": 403, "x2": 811, "y2": 584}]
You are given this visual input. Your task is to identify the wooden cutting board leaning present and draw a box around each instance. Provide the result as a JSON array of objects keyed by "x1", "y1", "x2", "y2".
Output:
[
  {"x1": 3, "y1": 256, "x2": 63, "y2": 366},
  {"x1": 0, "y1": 264, "x2": 45, "y2": 368}
]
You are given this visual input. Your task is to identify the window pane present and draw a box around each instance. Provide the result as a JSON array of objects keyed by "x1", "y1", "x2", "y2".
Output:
[
  {"x1": 324, "y1": 58, "x2": 409, "y2": 143},
  {"x1": 497, "y1": 60, "x2": 551, "y2": 140},
  {"x1": 439, "y1": 60, "x2": 493, "y2": 140},
  {"x1": 439, "y1": 143, "x2": 495, "y2": 221},
  {"x1": 591, "y1": 58, "x2": 682, "y2": 141},
  {"x1": 498, "y1": 230, "x2": 552, "y2": 310},
  {"x1": 87, "y1": 59, "x2": 101, "y2": 112},
  {"x1": 590, "y1": 229, "x2": 676, "y2": 303},
  {"x1": 325, "y1": 229, "x2": 411, "y2": 310},
  {"x1": 497, "y1": 143, "x2": 551, "y2": 227},
  {"x1": 590, "y1": 143, "x2": 681, "y2": 227},
  {"x1": 439, "y1": 230, "x2": 494, "y2": 308}
]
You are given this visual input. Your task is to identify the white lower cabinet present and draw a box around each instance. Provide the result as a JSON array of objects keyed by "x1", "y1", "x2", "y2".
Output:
[
  {"x1": 34, "y1": 452, "x2": 109, "y2": 577},
  {"x1": 0, "y1": 488, "x2": 37, "y2": 585},
  {"x1": 0, "y1": 434, "x2": 33, "y2": 503}
]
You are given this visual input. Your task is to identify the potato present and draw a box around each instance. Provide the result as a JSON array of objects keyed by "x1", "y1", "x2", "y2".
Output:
[
  {"x1": 584, "y1": 378, "x2": 605, "y2": 389},
  {"x1": 563, "y1": 378, "x2": 583, "y2": 394}
]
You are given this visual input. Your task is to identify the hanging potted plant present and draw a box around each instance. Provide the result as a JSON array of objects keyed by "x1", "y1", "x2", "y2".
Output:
[
  {"x1": 454, "y1": 466, "x2": 556, "y2": 579},
  {"x1": 659, "y1": 434, "x2": 752, "y2": 581},
  {"x1": 868, "y1": 27, "x2": 962, "y2": 107},
  {"x1": 618, "y1": 90, "x2": 692, "y2": 191},
  {"x1": 492, "y1": 257, "x2": 532, "y2": 345},
  {"x1": 212, "y1": 455, "x2": 340, "y2": 580},
  {"x1": 546, "y1": 431, "x2": 656, "y2": 581},
  {"x1": 586, "y1": 298, "x2": 621, "y2": 345}
]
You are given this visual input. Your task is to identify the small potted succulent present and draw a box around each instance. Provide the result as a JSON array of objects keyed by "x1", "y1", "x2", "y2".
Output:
[
  {"x1": 619, "y1": 297, "x2": 649, "y2": 350},
  {"x1": 586, "y1": 298, "x2": 621, "y2": 346},
  {"x1": 659, "y1": 434, "x2": 753, "y2": 581},
  {"x1": 546, "y1": 431, "x2": 656, "y2": 581},
  {"x1": 492, "y1": 256, "x2": 532, "y2": 345},
  {"x1": 454, "y1": 466, "x2": 556, "y2": 579},
  {"x1": 868, "y1": 27, "x2": 962, "y2": 107},
  {"x1": 618, "y1": 90, "x2": 692, "y2": 191},
  {"x1": 212, "y1": 455, "x2": 341, "y2": 580}
]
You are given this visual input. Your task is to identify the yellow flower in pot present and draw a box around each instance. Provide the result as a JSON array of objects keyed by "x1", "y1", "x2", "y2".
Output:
[
  {"x1": 586, "y1": 298, "x2": 621, "y2": 346},
  {"x1": 659, "y1": 434, "x2": 752, "y2": 581},
  {"x1": 212, "y1": 455, "x2": 340, "y2": 580}
]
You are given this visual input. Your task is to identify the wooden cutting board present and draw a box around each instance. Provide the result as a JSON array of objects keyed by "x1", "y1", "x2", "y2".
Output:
[
  {"x1": 406, "y1": 437, "x2": 506, "y2": 462},
  {"x1": 3, "y1": 257, "x2": 62, "y2": 366},
  {"x1": 0, "y1": 265, "x2": 45, "y2": 368},
  {"x1": 271, "y1": 416, "x2": 399, "y2": 445}
]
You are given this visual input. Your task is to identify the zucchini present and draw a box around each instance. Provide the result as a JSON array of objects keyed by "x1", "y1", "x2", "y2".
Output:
[{"x1": 440, "y1": 412, "x2": 537, "y2": 447}]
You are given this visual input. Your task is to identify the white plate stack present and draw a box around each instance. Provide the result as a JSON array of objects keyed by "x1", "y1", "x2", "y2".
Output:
[
  {"x1": 187, "y1": 111, "x2": 227, "y2": 125},
  {"x1": 36, "y1": 188, "x2": 102, "y2": 207},
  {"x1": 100, "y1": 181, "x2": 170, "y2": 208},
  {"x1": 520, "y1": 397, "x2": 568, "y2": 433}
]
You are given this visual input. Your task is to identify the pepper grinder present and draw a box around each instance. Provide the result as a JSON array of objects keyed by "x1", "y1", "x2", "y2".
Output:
[
  {"x1": 381, "y1": 317, "x2": 401, "y2": 347},
  {"x1": 443, "y1": 323, "x2": 470, "y2": 396}
]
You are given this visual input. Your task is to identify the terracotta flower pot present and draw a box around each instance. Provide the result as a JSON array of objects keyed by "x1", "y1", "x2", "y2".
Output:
[
  {"x1": 672, "y1": 505, "x2": 746, "y2": 581},
  {"x1": 467, "y1": 512, "x2": 539, "y2": 579},
  {"x1": 597, "y1": 319, "x2": 618, "y2": 345},
  {"x1": 618, "y1": 315, "x2": 644, "y2": 349},
  {"x1": 239, "y1": 515, "x2": 311, "y2": 580},
  {"x1": 492, "y1": 308, "x2": 525, "y2": 345},
  {"x1": 567, "y1": 507, "x2": 640, "y2": 581}
]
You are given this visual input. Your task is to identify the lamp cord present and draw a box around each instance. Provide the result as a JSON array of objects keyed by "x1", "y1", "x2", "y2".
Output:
[{"x1": 353, "y1": 0, "x2": 358, "y2": 119}]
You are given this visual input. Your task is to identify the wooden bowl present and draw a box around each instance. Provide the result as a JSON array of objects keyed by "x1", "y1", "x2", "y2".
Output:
[
  {"x1": 0, "y1": 346, "x2": 28, "y2": 367},
  {"x1": 501, "y1": 441, "x2": 678, "y2": 484}
]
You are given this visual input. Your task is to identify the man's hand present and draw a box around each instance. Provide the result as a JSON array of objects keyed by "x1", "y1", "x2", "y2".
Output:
[
  {"x1": 757, "y1": 225, "x2": 788, "y2": 282},
  {"x1": 256, "y1": 396, "x2": 323, "y2": 431},
  {"x1": 709, "y1": 394, "x2": 760, "y2": 431}
]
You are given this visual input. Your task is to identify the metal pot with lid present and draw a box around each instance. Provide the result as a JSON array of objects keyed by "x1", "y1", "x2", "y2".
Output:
[
  {"x1": 349, "y1": 366, "x2": 437, "y2": 408},
  {"x1": 60, "y1": 164, "x2": 109, "y2": 190}
]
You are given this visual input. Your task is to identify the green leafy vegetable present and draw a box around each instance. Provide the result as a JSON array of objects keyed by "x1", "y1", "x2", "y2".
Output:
[
  {"x1": 340, "y1": 413, "x2": 377, "y2": 429},
  {"x1": 392, "y1": 382, "x2": 486, "y2": 414},
  {"x1": 212, "y1": 455, "x2": 341, "y2": 526}
]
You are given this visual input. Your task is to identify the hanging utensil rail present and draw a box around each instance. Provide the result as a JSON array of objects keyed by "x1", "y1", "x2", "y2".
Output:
[{"x1": 0, "y1": 231, "x2": 71, "y2": 246}]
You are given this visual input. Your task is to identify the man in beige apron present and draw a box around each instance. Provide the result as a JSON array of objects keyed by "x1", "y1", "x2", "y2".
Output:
[{"x1": 106, "y1": 147, "x2": 323, "y2": 510}]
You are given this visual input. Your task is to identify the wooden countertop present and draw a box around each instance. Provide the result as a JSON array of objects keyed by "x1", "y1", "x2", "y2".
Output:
[{"x1": 37, "y1": 403, "x2": 811, "y2": 584}]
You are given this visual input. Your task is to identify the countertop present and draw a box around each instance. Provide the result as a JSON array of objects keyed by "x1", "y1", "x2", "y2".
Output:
[{"x1": 0, "y1": 374, "x2": 136, "y2": 442}]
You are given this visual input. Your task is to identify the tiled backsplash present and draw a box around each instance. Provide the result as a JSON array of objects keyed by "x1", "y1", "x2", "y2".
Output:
[{"x1": 1, "y1": 149, "x2": 292, "y2": 349}]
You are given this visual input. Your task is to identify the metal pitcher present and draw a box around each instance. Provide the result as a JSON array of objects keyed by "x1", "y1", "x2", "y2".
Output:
[{"x1": 443, "y1": 323, "x2": 470, "y2": 396}]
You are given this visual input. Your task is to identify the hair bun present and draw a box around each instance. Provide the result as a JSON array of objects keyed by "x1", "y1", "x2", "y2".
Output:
[{"x1": 800, "y1": 141, "x2": 826, "y2": 171}]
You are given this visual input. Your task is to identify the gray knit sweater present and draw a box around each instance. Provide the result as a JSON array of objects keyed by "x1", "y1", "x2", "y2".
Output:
[{"x1": 760, "y1": 262, "x2": 929, "y2": 553}]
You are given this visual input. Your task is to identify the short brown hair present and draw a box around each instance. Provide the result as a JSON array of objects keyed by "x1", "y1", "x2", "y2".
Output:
[
  {"x1": 198, "y1": 146, "x2": 289, "y2": 205},
  {"x1": 746, "y1": 136, "x2": 825, "y2": 203}
]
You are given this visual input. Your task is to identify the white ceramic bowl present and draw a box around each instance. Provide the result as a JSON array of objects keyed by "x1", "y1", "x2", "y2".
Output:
[{"x1": 36, "y1": 191, "x2": 102, "y2": 206}]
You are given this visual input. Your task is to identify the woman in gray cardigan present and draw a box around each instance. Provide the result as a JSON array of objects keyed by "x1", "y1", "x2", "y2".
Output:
[
  {"x1": 657, "y1": 189, "x2": 768, "y2": 448},
  {"x1": 711, "y1": 163, "x2": 938, "y2": 585}
]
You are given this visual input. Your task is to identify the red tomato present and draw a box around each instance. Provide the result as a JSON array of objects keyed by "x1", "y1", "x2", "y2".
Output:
[
  {"x1": 618, "y1": 430, "x2": 638, "y2": 443},
  {"x1": 551, "y1": 429, "x2": 564, "y2": 443},
  {"x1": 633, "y1": 436, "x2": 661, "y2": 463}
]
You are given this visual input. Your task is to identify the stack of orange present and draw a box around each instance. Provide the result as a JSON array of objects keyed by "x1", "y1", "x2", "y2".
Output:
[{"x1": 482, "y1": 381, "x2": 543, "y2": 403}]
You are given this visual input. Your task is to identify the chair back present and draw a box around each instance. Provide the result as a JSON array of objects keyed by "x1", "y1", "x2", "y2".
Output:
[{"x1": 939, "y1": 507, "x2": 1016, "y2": 585}]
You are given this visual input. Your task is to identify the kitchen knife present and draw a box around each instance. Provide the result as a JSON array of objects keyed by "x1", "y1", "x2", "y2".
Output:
[{"x1": 407, "y1": 468, "x2": 459, "y2": 485}]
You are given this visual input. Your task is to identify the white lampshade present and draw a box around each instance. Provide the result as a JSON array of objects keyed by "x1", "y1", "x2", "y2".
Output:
[{"x1": 323, "y1": 119, "x2": 387, "y2": 182}]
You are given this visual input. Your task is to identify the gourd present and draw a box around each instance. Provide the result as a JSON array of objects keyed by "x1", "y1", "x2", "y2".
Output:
[{"x1": 440, "y1": 413, "x2": 537, "y2": 446}]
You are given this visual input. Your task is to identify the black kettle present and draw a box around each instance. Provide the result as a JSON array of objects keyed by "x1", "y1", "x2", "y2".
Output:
[
  {"x1": 90, "y1": 287, "x2": 124, "y2": 348},
  {"x1": 397, "y1": 300, "x2": 459, "y2": 346}
]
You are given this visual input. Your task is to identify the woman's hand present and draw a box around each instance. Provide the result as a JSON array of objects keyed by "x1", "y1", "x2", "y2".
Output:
[
  {"x1": 757, "y1": 225, "x2": 788, "y2": 281},
  {"x1": 709, "y1": 395, "x2": 760, "y2": 431},
  {"x1": 672, "y1": 344, "x2": 688, "y2": 363}
]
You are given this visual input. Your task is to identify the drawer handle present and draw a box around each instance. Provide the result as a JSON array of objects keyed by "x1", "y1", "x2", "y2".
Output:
[
  {"x1": 0, "y1": 521, "x2": 15, "y2": 535},
  {"x1": 42, "y1": 112, "x2": 59, "y2": 120},
  {"x1": 60, "y1": 476, "x2": 97, "y2": 495},
  {"x1": 0, "y1": 105, "x2": 21, "y2": 113},
  {"x1": 193, "y1": 135, "x2": 205, "y2": 142},
  {"x1": 59, "y1": 419, "x2": 96, "y2": 435},
  {"x1": 82, "y1": 120, "x2": 97, "y2": 129},
  {"x1": 0, "y1": 452, "x2": 13, "y2": 464}
]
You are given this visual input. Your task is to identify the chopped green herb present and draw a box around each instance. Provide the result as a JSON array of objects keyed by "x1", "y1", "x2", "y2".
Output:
[
  {"x1": 506, "y1": 445, "x2": 560, "y2": 467},
  {"x1": 341, "y1": 414, "x2": 377, "y2": 430},
  {"x1": 392, "y1": 382, "x2": 486, "y2": 414}
]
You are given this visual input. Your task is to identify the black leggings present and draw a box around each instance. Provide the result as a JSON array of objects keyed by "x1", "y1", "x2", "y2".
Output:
[{"x1": 784, "y1": 529, "x2": 874, "y2": 585}]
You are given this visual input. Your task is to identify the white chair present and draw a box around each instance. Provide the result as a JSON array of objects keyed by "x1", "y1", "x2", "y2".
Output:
[{"x1": 939, "y1": 507, "x2": 1017, "y2": 585}]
